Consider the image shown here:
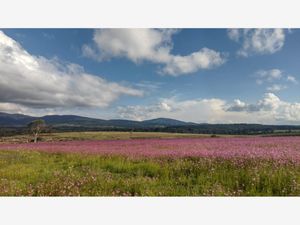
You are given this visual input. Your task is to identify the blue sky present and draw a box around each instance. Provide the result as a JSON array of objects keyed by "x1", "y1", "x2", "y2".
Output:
[{"x1": 0, "y1": 29, "x2": 299, "y2": 124}]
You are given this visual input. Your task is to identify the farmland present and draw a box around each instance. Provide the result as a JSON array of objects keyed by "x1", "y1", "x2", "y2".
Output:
[{"x1": 0, "y1": 132, "x2": 300, "y2": 196}]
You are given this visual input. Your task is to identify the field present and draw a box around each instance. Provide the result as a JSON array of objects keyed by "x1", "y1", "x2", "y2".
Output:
[
  {"x1": 0, "y1": 131, "x2": 219, "y2": 144},
  {"x1": 0, "y1": 132, "x2": 300, "y2": 196}
]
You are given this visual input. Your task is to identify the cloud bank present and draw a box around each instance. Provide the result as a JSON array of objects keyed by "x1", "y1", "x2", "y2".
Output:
[{"x1": 118, "y1": 93, "x2": 300, "y2": 124}]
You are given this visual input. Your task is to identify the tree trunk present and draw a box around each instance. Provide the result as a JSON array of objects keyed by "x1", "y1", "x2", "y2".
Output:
[{"x1": 34, "y1": 133, "x2": 38, "y2": 143}]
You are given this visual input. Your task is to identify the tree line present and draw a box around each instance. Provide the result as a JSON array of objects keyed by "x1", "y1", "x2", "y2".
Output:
[{"x1": 1, "y1": 121, "x2": 300, "y2": 140}]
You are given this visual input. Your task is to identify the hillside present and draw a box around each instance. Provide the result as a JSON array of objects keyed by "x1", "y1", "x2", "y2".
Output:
[
  {"x1": 0, "y1": 112, "x2": 192, "y2": 128},
  {"x1": 1, "y1": 112, "x2": 300, "y2": 135}
]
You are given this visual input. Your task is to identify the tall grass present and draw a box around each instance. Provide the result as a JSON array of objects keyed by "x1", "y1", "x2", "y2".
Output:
[{"x1": 0, "y1": 150, "x2": 299, "y2": 196}]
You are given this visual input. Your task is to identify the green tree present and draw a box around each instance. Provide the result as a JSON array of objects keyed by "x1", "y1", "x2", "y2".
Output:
[{"x1": 27, "y1": 119, "x2": 46, "y2": 143}]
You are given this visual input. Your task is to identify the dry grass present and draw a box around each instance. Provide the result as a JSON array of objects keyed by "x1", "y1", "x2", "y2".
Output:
[{"x1": 0, "y1": 131, "x2": 236, "y2": 144}]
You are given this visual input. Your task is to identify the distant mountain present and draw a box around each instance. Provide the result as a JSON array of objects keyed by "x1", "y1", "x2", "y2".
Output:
[
  {"x1": 0, "y1": 112, "x2": 193, "y2": 128},
  {"x1": 41, "y1": 115, "x2": 107, "y2": 127},
  {"x1": 143, "y1": 118, "x2": 196, "y2": 127},
  {"x1": 0, "y1": 112, "x2": 37, "y2": 126},
  {"x1": 1, "y1": 112, "x2": 300, "y2": 135}
]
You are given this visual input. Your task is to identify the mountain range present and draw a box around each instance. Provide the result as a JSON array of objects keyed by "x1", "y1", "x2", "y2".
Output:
[
  {"x1": 1, "y1": 112, "x2": 300, "y2": 135},
  {"x1": 0, "y1": 112, "x2": 194, "y2": 128}
]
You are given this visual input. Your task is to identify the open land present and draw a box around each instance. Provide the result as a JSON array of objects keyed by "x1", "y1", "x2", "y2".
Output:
[{"x1": 0, "y1": 132, "x2": 299, "y2": 196}]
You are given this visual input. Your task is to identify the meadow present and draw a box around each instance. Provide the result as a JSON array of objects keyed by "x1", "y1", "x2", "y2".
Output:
[
  {"x1": 0, "y1": 132, "x2": 300, "y2": 196},
  {"x1": 0, "y1": 131, "x2": 217, "y2": 143}
]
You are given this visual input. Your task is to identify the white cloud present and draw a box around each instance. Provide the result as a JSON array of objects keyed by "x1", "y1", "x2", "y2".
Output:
[
  {"x1": 227, "y1": 93, "x2": 300, "y2": 123},
  {"x1": 227, "y1": 93, "x2": 281, "y2": 113},
  {"x1": 118, "y1": 93, "x2": 300, "y2": 124},
  {"x1": 83, "y1": 29, "x2": 226, "y2": 76},
  {"x1": 161, "y1": 48, "x2": 226, "y2": 75},
  {"x1": 254, "y1": 69, "x2": 297, "y2": 92},
  {"x1": 287, "y1": 75, "x2": 298, "y2": 84},
  {"x1": 117, "y1": 97, "x2": 228, "y2": 123},
  {"x1": 0, "y1": 31, "x2": 143, "y2": 112},
  {"x1": 225, "y1": 99, "x2": 248, "y2": 112},
  {"x1": 118, "y1": 102, "x2": 173, "y2": 121},
  {"x1": 227, "y1": 29, "x2": 240, "y2": 42},
  {"x1": 266, "y1": 84, "x2": 287, "y2": 92},
  {"x1": 256, "y1": 69, "x2": 282, "y2": 81},
  {"x1": 83, "y1": 29, "x2": 176, "y2": 63},
  {"x1": 228, "y1": 29, "x2": 286, "y2": 57},
  {"x1": 0, "y1": 103, "x2": 28, "y2": 114}
]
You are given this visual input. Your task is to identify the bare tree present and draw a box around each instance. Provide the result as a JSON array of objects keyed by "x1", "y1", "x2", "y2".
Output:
[{"x1": 27, "y1": 119, "x2": 46, "y2": 143}]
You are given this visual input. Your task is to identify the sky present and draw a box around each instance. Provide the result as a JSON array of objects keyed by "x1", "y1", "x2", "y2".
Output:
[{"x1": 0, "y1": 28, "x2": 300, "y2": 124}]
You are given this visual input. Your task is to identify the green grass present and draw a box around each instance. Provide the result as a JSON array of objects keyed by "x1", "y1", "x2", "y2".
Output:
[
  {"x1": 0, "y1": 131, "x2": 237, "y2": 144},
  {"x1": 0, "y1": 150, "x2": 299, "y2": 196}
]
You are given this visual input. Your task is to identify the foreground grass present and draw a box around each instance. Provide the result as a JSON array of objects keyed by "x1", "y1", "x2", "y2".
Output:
[{"x1": 0, "y1": 150, "x2": 299, "y2": 196}]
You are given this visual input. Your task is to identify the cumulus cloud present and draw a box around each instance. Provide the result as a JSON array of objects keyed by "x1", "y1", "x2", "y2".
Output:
[
  {"x1": 226, "y1": 93, "x2": 300, "y2": 123},
  {"x1": 254, "y1": 69, "x2": 297, "y2": 92},
  {"x1": 228, "y1": 29, "x2": 286, "y2": 57},
  {"x1": 118, "y1": 102, "x2": 173, "y2": 121},
  {"x1": 83, "y1": 29, "x2": 176, "y2": 63},
  {"x1": 160, "y1": 48, "x2": 226, "y2": 75},
  {"x1": 0, "y1": 30, "x2": 143, "y2": 113},
  {"x1": 256, "y1": 69, "x2": 282, "y2": 82},
  {"x1": 117, "y1": 97, "x2": 228, "y2": 122},
  {"x1": 83, "y1": 29, "x2": 226, "y2": 76},
  {"x1": 225, "y1": 99, "x2": 249, "y2": 112},
  {"x1": 118, "y1": 93, "x2": 300, "y2": 124},
  {"x1": 227, "y1": 93, "x2": 280, "y2": 113}
]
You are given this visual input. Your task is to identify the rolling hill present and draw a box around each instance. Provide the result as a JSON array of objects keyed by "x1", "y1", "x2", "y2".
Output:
[
  {"x1": 1, "y1": 112, "x2": 300, "y2": 135},
  {"x1": 0, "y1": 112, "x2": 192, "y2": 128}
]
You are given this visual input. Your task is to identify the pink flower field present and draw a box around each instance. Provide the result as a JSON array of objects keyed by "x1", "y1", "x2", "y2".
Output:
[{"x1": 1, "y1": 136, "x2": 300, "y2": 163}]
